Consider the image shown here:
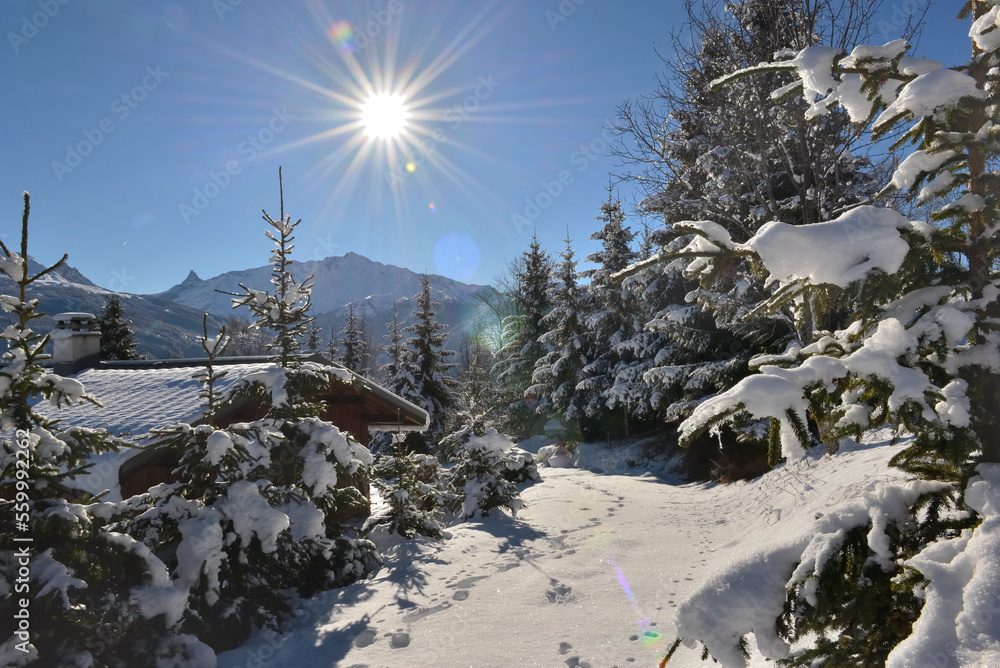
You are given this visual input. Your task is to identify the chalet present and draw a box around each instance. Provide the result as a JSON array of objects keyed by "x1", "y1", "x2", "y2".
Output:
[{"x1": 38, "y1": 313, "x2": 428, "y2": 501}]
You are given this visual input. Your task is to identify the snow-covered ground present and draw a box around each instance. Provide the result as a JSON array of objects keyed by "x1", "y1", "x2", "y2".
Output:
[{"x1": 217, "y1": 435, "x2": 910, "y2": 668}]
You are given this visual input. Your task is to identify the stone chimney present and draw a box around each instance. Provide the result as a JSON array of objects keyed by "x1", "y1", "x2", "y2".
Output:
[{"x1": 52, "y1": 312, "x2": 101, "y2": 375}]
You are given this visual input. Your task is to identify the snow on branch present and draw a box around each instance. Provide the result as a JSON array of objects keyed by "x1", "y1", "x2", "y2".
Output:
[
  {"x1": 746, "y1": 206, "x2": 912, "y2": 289},
  {"x1": 671, "y1": 205, "x2": 914, "y2": 291},
  {"x1": 680, "y1": 316, "x2": 960, "y2": 460}
]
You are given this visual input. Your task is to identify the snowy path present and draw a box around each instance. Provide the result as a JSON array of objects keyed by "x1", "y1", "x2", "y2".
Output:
[{"x1": 219, "y1": 442, "x2": 903, "y2": 668}]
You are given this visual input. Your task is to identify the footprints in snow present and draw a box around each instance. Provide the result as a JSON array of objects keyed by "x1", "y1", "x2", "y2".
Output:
[
  {"x1": 558, "y1": 642, "x2": 592, "y2": 668},
  {"x1": 352, "y1": 629, "x2": 378, "y2": 648},
  {"x1": 546, "y1": 580, "x2": 575, "y2": 604},
  {"x1": 553, "y1": 622, "x2": 659, "y2": 668},
  {"x1": 451, "y1": 574, "x2": 489, "y2": 589},
  {"x1": 401, "y1": 602, "x2": 451, "y2": 623},
  {"x1": 440, "y1": 572, "x2": 492, "y2": 604},
  {"x1": 549, "y1": 534, "x2": 578, "y2": 560},
  {"x1": 353, "y1": 567, "x2": 498, "y2": 651},
  {"x1": 350, "y1": 627, "x2": 411, "y2": 651}
]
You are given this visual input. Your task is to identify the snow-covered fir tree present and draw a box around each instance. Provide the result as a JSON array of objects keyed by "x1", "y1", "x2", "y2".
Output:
[
  {"x1": 126, "y1": 317, "x2": 380, "y2": 654},
  {"x1": 402, "y1": 275, "x2": 457, "y2": 446},
  {"x1": 364, "y1": 435, "x2": 445, "y2": 540},
  {"x1": 453, "y1": 333, "x2": 498, "y2": 433},
  {"x1": 339, "y1": 300, "x2": 366, "y2": 373},
  {"x1": 668, "y1": 4, "x2": 1000, "y2": 662},
  {"x1": 440, "y1": 421, "x2": 538, "y2": 520},
  {"x1": 96, "y1": 295, "x2": 144, "y2": 361},
  {"x1": 220, "y1": 167, "x2": 314, "y2": 369},
  {"x1": 614, "y1": 0, "x2": 888, "y2": 476},
  {"x1": 496, "y1": 235, "x2": 553, "y2": 437},
  {"x1": 529, "y1": 235, "x2": 588, "y2": 442},
  {"x1": 367, "y1": 301, "x2": 412, "y2": 456},
  {"x1": 0, "y1": 193, "x2": 208, "y2": 665},
  {"x1": 575, "y1": 197, "x2": 645, "y2": 438},
  {"x1": 378, "y1": 301, "x2": 406, "y2": 389},
  {"x1": 326, "y1": 326, "x2": 341, "y2": 363},
  {"x1": 601, "y1": 221, "x2": 694, "y2": 432},
  {"x1": 126, "y1": 175, "x2": 381, "y2": 655},
  {"x1": 616, "y1": 235, "x2": 693, "y2": 427},
  {"x1": 220, "y1": 315, "x2": 271, "y2": 357},
  {"x1": 305, "y1": 324, "x2": 323, "y2": 354},
  {"x1": 377, "y1": 300, "x2": 412, "y2": 397},
  {"x1": 357, "y1": 307, "x2": 378, "y2": 377}
]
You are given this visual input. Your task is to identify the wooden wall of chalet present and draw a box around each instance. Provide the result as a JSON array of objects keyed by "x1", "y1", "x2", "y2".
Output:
[
  {"x1": 121, "y1": 464, "x2": 182, "y2": 499},
  {"x1": 323, "y1": 402, "x2": 367, "y2": 445}
]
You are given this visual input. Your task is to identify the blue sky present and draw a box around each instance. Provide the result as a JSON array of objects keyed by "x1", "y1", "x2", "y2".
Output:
[{"x1": 3, "y1": 0, "x2": 970, "y2": 295}]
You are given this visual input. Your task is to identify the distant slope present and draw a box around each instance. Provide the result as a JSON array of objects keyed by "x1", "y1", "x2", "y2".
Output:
[
  {"x1": 1, "y1": 253, "x2": 494, "y2": 362},
  {"x1": 0, "y1": 258, "x2": 225, "y2": 360},
  {"x1": 158, "y1": 252, "x2": 488, "y2": 317},
  {"x1": 156, "y1": 252, "x2": 494, "y2": 352}
]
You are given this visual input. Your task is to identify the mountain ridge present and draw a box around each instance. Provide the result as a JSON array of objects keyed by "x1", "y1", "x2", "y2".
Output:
[
  {"x1": 0, "y1": 257, "x2": 224, "y2": 360},
  {"x1": 155, "y1": 251, "x2": 492, "y2": 354},
  {"x1": 157, "y1": 251, "x2": 489, "y2": 317},
  {"x1": 1, "y1": 253, "x2": 492, "y2": 361}
]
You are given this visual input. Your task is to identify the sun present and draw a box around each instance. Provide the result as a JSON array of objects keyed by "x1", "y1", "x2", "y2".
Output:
[
  {"x1": 359, "y1": 92, "x2": 410, "y2": 140},
  {"x1": 237, "y1": 4, "x2": 518, "y2": 224}
]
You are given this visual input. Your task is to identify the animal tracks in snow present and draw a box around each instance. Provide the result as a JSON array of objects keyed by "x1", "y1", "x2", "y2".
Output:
[
  {"x1": 351, "y1": 566, "x2": 499, "y2": 654},
  {"x1": 557, "y1": 642, "x2": 593, "y2": 668},
  {"x1": 352, "y1": 628, "x2": 378, "y2": 648},
  {"x1": 545, "y1": 581, "x2": 575, "y2": 604},
  {"x1": 221, "y1": 466, "x2": 751, "y2": 666},
  {"x1": 401, "y1": 601, "x2": 451, "y2": 623},
  {"x1": 352, "y1": 627, "x2": 412, "y2": 651}
]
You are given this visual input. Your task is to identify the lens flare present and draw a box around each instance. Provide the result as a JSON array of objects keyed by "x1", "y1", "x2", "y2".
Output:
[
  {"x1": 610, "y1": 559, "x2": 666, "y2": 654},
  {"x1": 433, "y1": 232, "x2": 480, "y2": 280},
  {"x1": 328, "y1": 21, "x2": 355, "y2": 53},
  {"x1": 614, "y1": 563, "x2": 638, "y2": 609},
  {"x1": 232, "y1": 4, "x2": 533, "y2": 243}
]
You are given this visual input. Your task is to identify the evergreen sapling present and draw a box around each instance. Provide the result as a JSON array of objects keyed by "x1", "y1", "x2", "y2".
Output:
[{"x1": 0, "y1": 193, "x2": 208, "y2": 666}]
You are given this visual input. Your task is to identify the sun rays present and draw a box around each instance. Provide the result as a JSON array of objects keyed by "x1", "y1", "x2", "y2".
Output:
[
  {"x1": 215, "y1": 2, "x2": 521, "y2": 228},
  {"x1": 194, "y1": 0, "x2": 590, "y2": 266}
]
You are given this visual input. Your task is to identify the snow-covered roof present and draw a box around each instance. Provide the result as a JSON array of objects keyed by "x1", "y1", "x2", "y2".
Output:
[
  {"x1": 36, "y1": 360, "x2": 275, "y2": 436},
  {"x1": 34, "y1": 355, "x2": 429, "y2": 436},
  {"x1": 31, "y1": 356, "x2": 428, "y2": 501}
]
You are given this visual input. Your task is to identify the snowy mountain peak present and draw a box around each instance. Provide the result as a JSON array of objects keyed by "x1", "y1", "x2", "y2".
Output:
[
  {"x1": 155, "y1": 252, "x2": 494, "y2": 350},
  {"x1": 157, "y1": 253, "x2": 489, "y2": 318},
  {"x1": 0, "y1": 257, "x2": 224, "y2": 359},
  {"x1": 22, "y1": 256, "x2": 99, "y2": 288}
]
